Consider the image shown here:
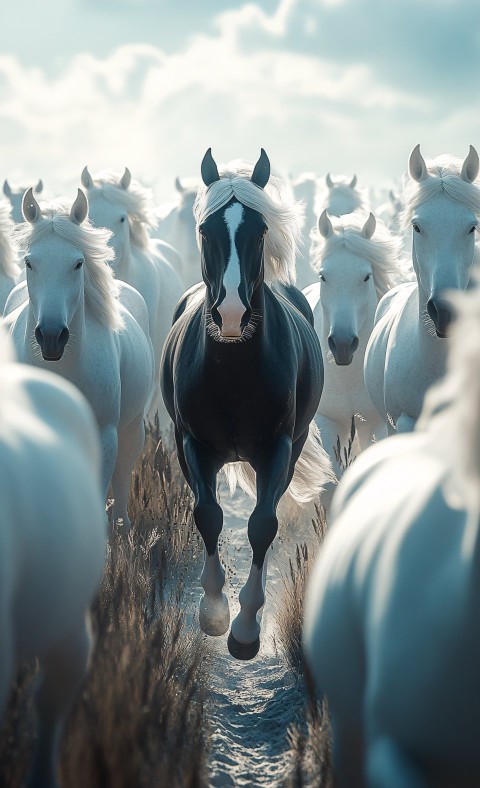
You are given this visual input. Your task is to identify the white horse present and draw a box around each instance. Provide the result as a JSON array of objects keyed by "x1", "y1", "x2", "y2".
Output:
[
  {"x1": 365, "y1": 145, "x2": 480, "y2": 433},
  {"x1": 304, "y1": 274, "x2": 480, "y2": 788},
  {"x1": 3, "y1": 188, "x2": 153, "y2": 527},
  {"x1": 153, "y1": 176, "x2": 201, "y2": 289},
  {"x1": 318, "y1": 172, "x2": 369, "y2": 218},
  {"x1": 0, "y1": 327, "x2": 105, "y2": 788},
  {"x1": 3, "y1": 178, "x2": 43, "y2": 223},
  {"x1": 0, "y1": 202, "x2": 19, "y2": 312},
  {"x1": 291, "y1": 172, "x2": 319, "y2": 288},
  {"x1": 80, "y1": 166, "x2": 184, "y2": 428},
  {"x1": 303, "y1": 210, "x2": 404, "y2": 496}
]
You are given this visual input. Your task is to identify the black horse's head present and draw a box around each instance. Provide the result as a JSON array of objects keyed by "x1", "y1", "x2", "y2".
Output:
[{"x1": 198, "y1": 148, "x2": 270, "y2": 341}]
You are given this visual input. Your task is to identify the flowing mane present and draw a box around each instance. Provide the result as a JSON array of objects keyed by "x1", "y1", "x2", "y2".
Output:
[
  {"x1": 0, "y1": 201, "x2": 19, "y2": 278},
  {"x1": 310, "y1": 212, "x2": 405, "y2": 298},
  {"x1": 418, "y1": 273, "x2": 480, "y2": 511},
  {"x1": 400, "y1": 154, "x2": 480, "y2": 230},
  {"x1": 15, "y1": 201, "x2": 123, "y2": 331},
  {"x1": 87, "y1": 170, "x2": 156, "y2": 250},
  {"x1": 194, "y1": 160, "x2": 302, "y2": 285}
]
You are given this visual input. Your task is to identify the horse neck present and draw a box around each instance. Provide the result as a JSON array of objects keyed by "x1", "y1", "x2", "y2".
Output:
[{"x1": 116, "y1": 234, "x2": 133, "y2": 279}]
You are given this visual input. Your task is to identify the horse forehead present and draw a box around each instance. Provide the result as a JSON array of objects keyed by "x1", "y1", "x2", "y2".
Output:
[
  {"x1": 88, "y1": 192, "x2": 122, "y2": 224},
  {"x1": 418, "y1": 192, "x2": 476, "y2": 225},
  {"x1": 30, "y1": 233, "x2": 82, "y2": 262},
  {"x1": 322, "y1": 250, "x2": 372, "y2": 279}
]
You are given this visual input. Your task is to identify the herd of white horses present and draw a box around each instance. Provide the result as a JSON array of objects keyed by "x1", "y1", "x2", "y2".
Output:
[{"x1": 0, "y1": 143, "x2": 479, "y2": 786}]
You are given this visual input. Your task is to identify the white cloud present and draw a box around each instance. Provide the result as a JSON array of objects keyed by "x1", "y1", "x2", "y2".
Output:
[{"x1": 0, "y1": 0, "x2": 477, "y2": 202}]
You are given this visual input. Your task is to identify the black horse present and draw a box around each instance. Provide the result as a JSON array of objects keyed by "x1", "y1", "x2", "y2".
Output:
[{"x1": 161, "y1": 148, "x2": 331, "y2": 659}]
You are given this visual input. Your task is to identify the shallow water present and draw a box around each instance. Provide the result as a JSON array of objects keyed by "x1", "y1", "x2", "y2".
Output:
[{"x1": 187, "y1": 483, "x2": 319, "y2": 787}]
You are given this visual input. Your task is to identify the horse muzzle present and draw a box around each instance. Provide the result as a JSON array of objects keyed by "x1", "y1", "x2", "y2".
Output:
[
  {"x1": 328, "y1": 333, "x2": 359, "y2": 366},
  {"x1": 217, "y1": 294, "x2": 247, "y2": 339},
  {"x1": 426, "y1": 298, "x2": 454, "y2": 338},
  {"x1": 35, "y1": 324, "x2": 70, "y2": 361}
]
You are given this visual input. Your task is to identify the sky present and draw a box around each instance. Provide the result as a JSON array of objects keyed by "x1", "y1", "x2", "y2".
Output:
[{"x1": 0, "y1": 0, "x2": 478, "y2": 202}]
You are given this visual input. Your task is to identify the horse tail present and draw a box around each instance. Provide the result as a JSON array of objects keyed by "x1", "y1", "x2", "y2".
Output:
[{"x1": 223, "y1": 421, "x2": 335, "y2": 505}]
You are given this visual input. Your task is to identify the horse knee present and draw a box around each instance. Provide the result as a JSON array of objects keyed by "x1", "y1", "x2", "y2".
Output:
[
  {"x1": 248, "y1": 509, "x2": 278, "y2": 568},
  {"x1": 194, "y1": 501, "x2": 223, "y2": 555}
]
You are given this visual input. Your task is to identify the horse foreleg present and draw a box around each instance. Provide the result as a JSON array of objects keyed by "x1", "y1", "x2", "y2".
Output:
[
  {"x1": 229, "y1": 434, "x2": 294, "y2": 659},
  {"x1": 182, "y1": 433, "x2": 230, "y2": 636},
  {"x1": 112, "y1": 416, "x2": 145, "y2": 529}
]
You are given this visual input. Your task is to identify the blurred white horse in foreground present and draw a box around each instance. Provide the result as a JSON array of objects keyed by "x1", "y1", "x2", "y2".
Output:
[
  {"x1": 4, "y1": 188, "x2": 153, "y2": 527},
  {"x1": 304, "y1": 275, "x2": 480, "y2": 787},
  {"x1": 304, "y1": 211, "x2": 404, "y2": 500},
  {"x1": 365, "y1": 145, "x2": 480, "y2": 432},
  {"x1": 81, "y1": 166, "x2": 183, "y2": 428},
  {"x1": 0, "y1": 328, "x2": 105, "y2": 788}
]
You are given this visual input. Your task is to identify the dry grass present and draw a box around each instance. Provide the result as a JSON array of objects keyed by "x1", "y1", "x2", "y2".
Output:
[
  {"x1": 0, "y1": 424, "x2": 210, "y2": 788},
  {"x1": 275, "y1": 504, "x2": 335, "y2": 787}
]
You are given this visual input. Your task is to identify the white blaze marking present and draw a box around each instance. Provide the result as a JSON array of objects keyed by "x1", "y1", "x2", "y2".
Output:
[{"x1": 218, "y1": 202, "x2": 245, "y2": 337}]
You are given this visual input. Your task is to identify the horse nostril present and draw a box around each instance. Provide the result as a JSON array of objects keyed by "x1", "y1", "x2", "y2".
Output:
[
  {"x1": 34, "y1": 325, "x2": 44, "y2": 345},
  {"x1": 427, "y1": 299, "x2": 438, "y2": 323},
  {"x1": 327, "y1": 335, "x2": 337, "y2": 355},
  {"x1": 59, "y1": 327, "x2": 70, "y2": 349},
  {"x1": 351, "y1": 336, "x2": 359, "y2": 353}
]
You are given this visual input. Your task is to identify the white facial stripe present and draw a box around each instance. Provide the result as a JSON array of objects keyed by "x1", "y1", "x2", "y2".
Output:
[
  {"x1": 222, "y1": 202, "x2": 244, "y2": 297},
  {"x1": 218, "y1": 202, "x2": 245, "y2": 338}
]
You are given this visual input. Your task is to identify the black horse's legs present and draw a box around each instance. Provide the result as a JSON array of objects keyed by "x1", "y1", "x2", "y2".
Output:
[
  {"x1": 182, "y1": 432, "x2": 230, "y2": 636},
  {"x1": 229, "y1": 435, "x2": 294, "y2": 658}
]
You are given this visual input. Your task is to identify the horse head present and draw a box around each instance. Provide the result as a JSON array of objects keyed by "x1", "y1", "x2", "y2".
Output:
[
  {"x1": 317, "y1": 210, "x2": 377, "y2": 365},
  {"x1": 407, "y1": 144, "x2": 479, "y2": 338},
  {"x1": 198, "y1": 148, "x2": 270, "y2": 341},
  {"x1": 23, "y1": 188, "x2": 89, "y2": 361},
  {"x1": 81, "y1": 166, "x2": 132, "y2": 271}
]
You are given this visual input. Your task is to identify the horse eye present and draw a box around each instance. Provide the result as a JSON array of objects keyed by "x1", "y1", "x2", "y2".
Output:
[
  {"x1": 120, "y1": 216, "x2": 126, "y2": 223},
  {"x1": 74, "y1": 260, "x2": 83, "y2": 270},
  {"x1": 320, "y1": 274, "x2": 326, "y2": 282},
  {"x1": 412, "y1": 223, "x2": 420, "y2": 233},
  {"x1": 25, "y1": 259, "x2": 32, "y2": 269},
  {"x1": 364, "y1": 274, "x2": 371, "y2": 282},
  {"x1": 469, "y1": 225, "x2": 477, "y2": 234}
]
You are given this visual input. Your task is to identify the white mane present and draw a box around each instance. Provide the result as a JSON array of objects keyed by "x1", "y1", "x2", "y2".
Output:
[
  {"x1": 0, "y1": 201, "x2": 19, "y2": 278},
  {"x1": 88, "y1": 170, "x2": 156, "y2": 250},
  {"x1": 310, "y1": 212, "x2": 405, "y2": 298},
  {"x1": 400, "y1": 154, "x2": 480, "y2": 230},
  {"x1": 418, "y1": 274, "x2": 480, "y2": 510},
  {"x1": 194, "y1": 159, "x2": 302, "y2": 286},
  {"x1": 15, "y1": 201, "x2": 123, "y2": 331}
]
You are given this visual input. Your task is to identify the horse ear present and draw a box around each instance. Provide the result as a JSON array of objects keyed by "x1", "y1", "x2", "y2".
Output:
[
  {"x1": 35, "y1": 179, "x2": 43, "y2": 194},
  {"x1": 70, "y1": 189, "x2": 88, "y2": 225},
  {"x1": 251, "y1": 148, "x2": 270, "y2": 189},
  {"x1": 318, "y1": 209, "x2": 334, "y2": 238},
  {"x1": 3, "y1": 179, "x2": 11, "y2": 198},
  {"x1": 461, "y1": 145, "x2": 479, "y2": 184},
  {"x1": 120, "y1": 167, "x2": 131, "y2": 191},
  {"x1": 362, "y1": 212, "x2": 376, "y2": 240},
  {"x1": 326, "y1": 173, "x2": 334, "y2": 189},
  {"x1": 350, "y1": 174, "x2": 357, "y2": 189},
  {"x1": 201, "y1": 148, "x2": 220, "y2": 187},
  {"x1": 409, "y1": 144, "x2": 428, "y2": 182},
  {"x1": 81, "y1": 166, "x2": 93, "y2": 189},
  {"x1": 175, "y1": 176, "x2": 185, "y2": 194},
  {"x1": 22, "y1": 187, "x2": 41, "y2": 223}
]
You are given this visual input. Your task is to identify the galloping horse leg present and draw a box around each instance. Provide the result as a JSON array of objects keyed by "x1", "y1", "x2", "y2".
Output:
[
  {"x1": 181, "y1": 432, "x2": 230, "y2": 636},
  {"x1": 112, "y1": 415, "x2": 145, "y2": 529},
  {"x1": 228, "y1": 433, "x2": 299, "y2": 659}
]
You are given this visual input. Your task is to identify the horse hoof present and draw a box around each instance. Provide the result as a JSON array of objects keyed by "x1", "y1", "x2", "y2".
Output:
[
  {"x1": 199, "y1": 594, "x2": 230, "y2": 636},
  {"x1": 227, "y1": 631, "x2": 260, "y2": 660}
]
